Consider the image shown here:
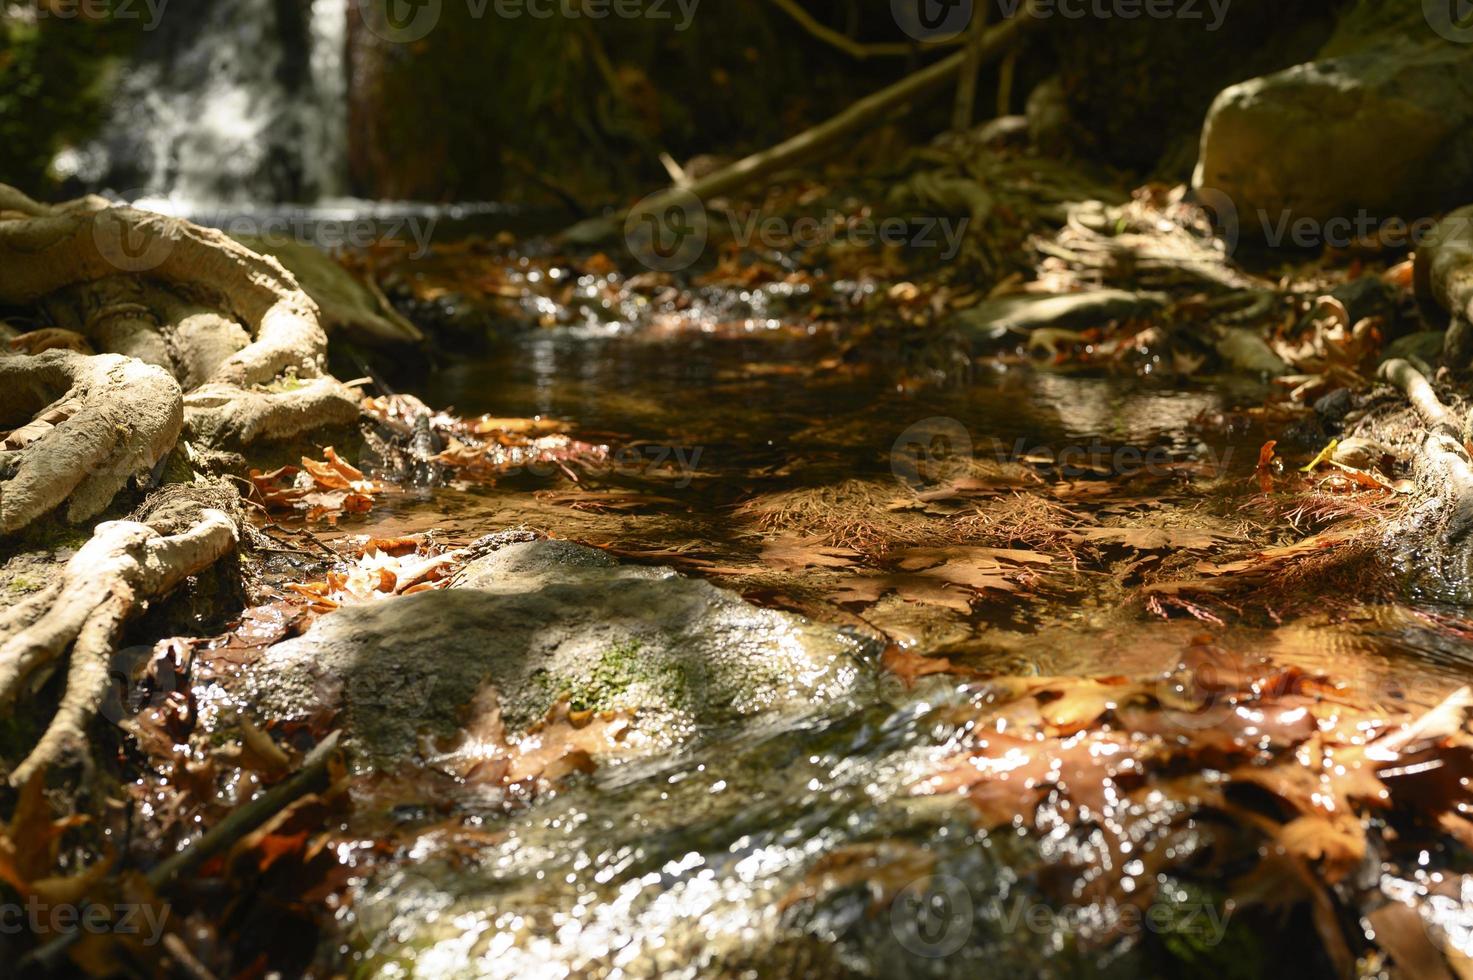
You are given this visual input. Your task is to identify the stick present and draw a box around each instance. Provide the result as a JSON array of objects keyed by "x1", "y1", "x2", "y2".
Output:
[
  {"x1": 766, "y1": 0, "x2": 944, "y2": 60},
  {"x1": 1380, "y1": 358, "x2": 1460, "y2": 438},
  {"x1": 952, "y1": 13, "x2": 988, "y2": 132},
  {"x1": 563, "y1": 8, "x2": 1038, "y2": 244},
  {"x1": 17, "y1": 732, "x2": 341, "y2": 971},
  {"x1": 147, "y1": 730, "x2": 340, "y2": 888}
]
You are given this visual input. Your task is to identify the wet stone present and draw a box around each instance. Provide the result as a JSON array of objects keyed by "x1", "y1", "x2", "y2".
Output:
[{"x1": 243, "y1": 540, "x2": 879, "y2": 765}]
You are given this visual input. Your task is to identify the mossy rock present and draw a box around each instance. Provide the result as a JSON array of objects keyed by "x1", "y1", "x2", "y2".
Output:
[{"x1": 245, "y1": 540, "x2": 878, "y2": 765}]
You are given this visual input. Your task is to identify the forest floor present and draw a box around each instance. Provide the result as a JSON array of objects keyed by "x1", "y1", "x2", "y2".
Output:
[{"x1": 3, "y1": 153, "x2": 1473, "y2": 978}]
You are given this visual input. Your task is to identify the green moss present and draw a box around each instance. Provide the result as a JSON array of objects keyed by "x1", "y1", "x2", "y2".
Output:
[
  {"x1": 535, "y1": 639, "x2": 694, "y2": 714},
  {"x1": 6, "y1": 574, "x2": 41, "y2": 593}
]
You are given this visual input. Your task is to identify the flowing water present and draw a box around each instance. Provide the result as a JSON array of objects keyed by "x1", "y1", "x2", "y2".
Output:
[
  {"x1": 295, "y1": 321, "x2": 1473, "y2": 978},
  {"x1": 64, "y1": 0, "x2": 347, "y2": 205}
]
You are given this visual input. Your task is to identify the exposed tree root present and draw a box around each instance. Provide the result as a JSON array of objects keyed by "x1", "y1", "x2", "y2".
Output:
[
  {"x1": 0, "y1": 190, "x2": 324, "y2": 385},
  {"x1": 0, "y1": 350, "x2": 182, "y2": 533},
  {"x1": 1376, "y1": 358, "x2": 1473, "y2": 560},
  {"x1": 0, "y1": 184, "x2": 362, "y2": 452},
  {"x1": 0, "y1": 499, "x2": 238, "y2": 786},
  {"x1": 185, "y1": 377, "x2": 363, "y2": 446}
]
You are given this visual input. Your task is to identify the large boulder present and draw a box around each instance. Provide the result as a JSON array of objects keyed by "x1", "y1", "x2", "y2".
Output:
[
  {"x1": 1194, "y1": 4, "x2": 1473, "y2": 233},
  {"x1": 245, "y1": 540, "x2": 877, "y2": 764}
]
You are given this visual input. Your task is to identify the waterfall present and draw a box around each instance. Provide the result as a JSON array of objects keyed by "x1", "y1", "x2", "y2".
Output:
[{"x1": 71, "y1": 0, "x2": 348, "y2": 207}]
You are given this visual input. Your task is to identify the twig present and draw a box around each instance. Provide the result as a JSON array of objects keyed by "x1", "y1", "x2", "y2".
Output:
[
  {"x1": 1380, "y1": 358, "x2": 1459, "y2": 438},
  {"x1": 564, "y1": 7, "x2": 1038, "y2": 244},
  {"x1": 19, "y1": 733, "x2": 340, "y2": 971},
  {"x1": 766, "y1": 0, "x2": 947, "y2": 59},
  {"x1": 147, "y1": 730, "x2": 341, "y2": 889}
]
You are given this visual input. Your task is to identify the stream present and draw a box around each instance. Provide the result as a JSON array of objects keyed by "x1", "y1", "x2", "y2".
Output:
[{"x1": 277, "y1": 314, "x2": 1471, "y2": 978}]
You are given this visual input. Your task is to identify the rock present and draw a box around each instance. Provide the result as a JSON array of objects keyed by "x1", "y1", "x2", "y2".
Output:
[
  {"x1": 1381, "y1": 330, "x2": 1445, "y2": 370},
  {"x1": 1049, "y1": 0, "x2": 1340, "y2": 174},
  {"x1": 1214, "y1": 327, "x2": 1289, "y2": 376},
  {"x1": 1414, "y1": 205, "x2": 1473, "y2": 366},
  {"x1": 231, "y1": 236, "x2": 423, "y2": 348},
  {"x1": 1194, "y1": 8, "x2": 1473, "y2": 232},
  {"x1": 955, "y1": 290, "x2": 1168, "y2": 345},
  {"x1": 245, "y1": 540, "x2": 877, "y2": 765}
]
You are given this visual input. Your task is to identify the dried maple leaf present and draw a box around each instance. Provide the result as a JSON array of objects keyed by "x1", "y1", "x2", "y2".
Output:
[{"x1": 759, "y1": 536, "x2": 863, "y2": 572}]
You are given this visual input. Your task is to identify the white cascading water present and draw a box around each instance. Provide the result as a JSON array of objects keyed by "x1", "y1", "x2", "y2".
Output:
[{"x1": 67, "y1": 0, "x2": 347, "y2": 208}]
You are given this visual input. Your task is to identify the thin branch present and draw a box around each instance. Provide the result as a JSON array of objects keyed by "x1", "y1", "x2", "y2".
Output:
[{"x1": 766, "y1": 0, "x2": 951, "y2": 59}]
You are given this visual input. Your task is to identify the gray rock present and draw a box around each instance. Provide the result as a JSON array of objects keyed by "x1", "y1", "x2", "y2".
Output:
[
  {"x1": 956, "y1": 289, "x2": 1168, "y2": 345},
  {"x1": 1381, "y1": 330, "x2": 1445, "y2": 369},
  {"x1": 1194, "y1": 14, "x2": 1473, "y2": 233},
  {"x1": 1214, "y1": 327, "x2": 1289, "y2": 376},
  {"x1": 246, "y1": 541, "x2": 877, "y2": 764}
]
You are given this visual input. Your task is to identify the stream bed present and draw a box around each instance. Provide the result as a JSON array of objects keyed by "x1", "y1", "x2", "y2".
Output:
[{"x1": 266, "y1": 325, "x2": 1472, "y2": 978}]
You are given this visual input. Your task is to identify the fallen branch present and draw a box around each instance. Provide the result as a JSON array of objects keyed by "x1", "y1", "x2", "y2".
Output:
[
  {"x1": 18, "y1": 731, "x2": 341, "y2": 973},
  {"x1": 1377, "y1": 357, "x2": 1473, "y2": 552},
  {"x1": 766, "y1": 0, "x2": 946, "y2": 60},
  {"x1": 563, "y1": 7, "x2": 1038, "y2": 244},
  {"x1": 147, "y1": 730, "x2": 341, "y2": 889}
]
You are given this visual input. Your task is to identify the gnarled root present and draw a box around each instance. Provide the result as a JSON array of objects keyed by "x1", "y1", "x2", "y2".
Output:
[
  {"x1": 0, "y1": 185, "x2": 363, "y2": 448},
  {"x1": 1376, "y1": 359, "x2": 1473, "y2": 580},
  {"x1": 0, "y1": 350, "x2": 182, "y2": 534},
  {"x1": 185, "y1": 377, "x2": 363, "y2": 446},
  {"x1": 0, "y1": 191, "x2": 326, "y2": 386},
  {"x1": 0, "y1": 505, "x2": 238, "y2": 786}
]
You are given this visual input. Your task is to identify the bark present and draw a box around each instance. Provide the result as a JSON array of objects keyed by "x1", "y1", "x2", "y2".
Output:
[
  {"x1": 0, "y1": 350, "x2": 182, "y2": 534},
  {"x1": 0, "y1": 495, "x2": 239, "y2": 786}
]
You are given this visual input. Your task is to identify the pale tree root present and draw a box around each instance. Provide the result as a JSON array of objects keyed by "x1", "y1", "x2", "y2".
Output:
[
  {"x1": 1377, "y1": 359, "x2": 1473, "y2": 563},
  {"x1": 184, "y1": 377, "x2": 364, "y2": 446},
  {"x1": 0, "y1": 501, "x2": 238, "y2": 786},
  {"x1": 0, "y1": 185, "x2": 362, "y2": 449},
  {"x1": 0, "y1": 350, "x2": 182, "y2": 534}
]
